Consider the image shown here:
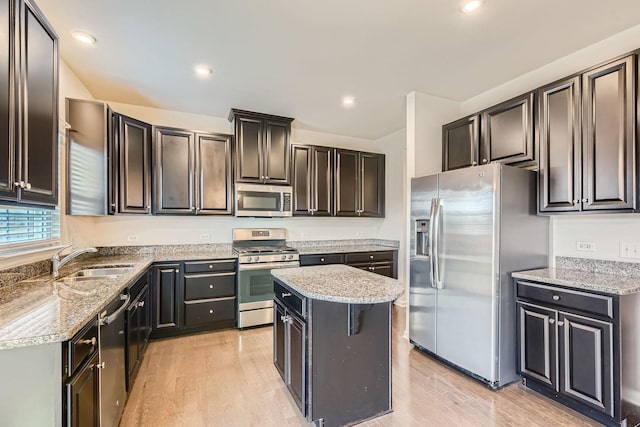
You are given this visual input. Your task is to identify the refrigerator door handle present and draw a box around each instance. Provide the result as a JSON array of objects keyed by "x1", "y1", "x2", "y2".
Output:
[
  {"x1": 433, "y1": 198, "x2": 443, "y2": 289},
  {"x1": 428, "y1": 198, "x2": 437, "y2": 288}
]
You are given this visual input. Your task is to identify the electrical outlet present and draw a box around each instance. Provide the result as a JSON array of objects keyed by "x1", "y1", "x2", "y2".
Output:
[
  {"x1": 200, "y1": 233, "x2": 210, "y2": 240},
  {"x1": 126, "y1": 235, "x2": 139, "y2": 242},
  {"x1": 620, "y1": 242, "x2": 640, "y2": 259},
  {"x1": 576, "y1": 241, "x2": 595, "y2": 251}
]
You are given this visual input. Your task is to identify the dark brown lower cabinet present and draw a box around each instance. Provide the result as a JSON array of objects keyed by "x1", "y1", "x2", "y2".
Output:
[
  {"x1": 274, "y1": 302, "x2": 286, "y2": 378},
  {"x1": 65, "y1": 351, "x2": 99, "y2": 427},
  {"x1": 515, "y1": 280, "x2": 628, "y2": 427},
  {"x1": 126, "y1": 284, "x2": 151, "y2": 390},
  {"x1": 151, "y1": 263, "x2": 181, "y2": 336},
  {"x1": 300, "y1": 250, "x2": 397, "y2": 279}
]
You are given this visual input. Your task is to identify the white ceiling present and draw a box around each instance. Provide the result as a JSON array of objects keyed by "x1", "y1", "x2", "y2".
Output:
[{"x1": 38, "y1": 0, "x2": 640, "y2": 139}]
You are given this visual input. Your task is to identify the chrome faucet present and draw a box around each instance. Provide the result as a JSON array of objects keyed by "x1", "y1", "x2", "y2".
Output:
[{"x1": 51, "y1": 245, "x2": 98, "y2": 278}]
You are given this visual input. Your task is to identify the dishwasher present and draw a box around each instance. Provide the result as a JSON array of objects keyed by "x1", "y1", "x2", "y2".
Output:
[{"x1": 99, "y1": 291, "x2": 130, "y2": 427}]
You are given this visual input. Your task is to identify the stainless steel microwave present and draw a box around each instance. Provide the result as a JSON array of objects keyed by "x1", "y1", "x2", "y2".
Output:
[{"x1": 235, "y1": 183, "x2": 293, "y2": 217}]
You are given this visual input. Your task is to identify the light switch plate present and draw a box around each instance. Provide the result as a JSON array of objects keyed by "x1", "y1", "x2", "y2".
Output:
[{"x1": 576, "y1": 241, "x2": 595, "y2": 251}]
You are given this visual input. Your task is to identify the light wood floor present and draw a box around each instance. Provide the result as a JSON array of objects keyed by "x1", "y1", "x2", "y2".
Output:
[{"x1": 120, "y1": 307, "x2": 599, "y2": 427}]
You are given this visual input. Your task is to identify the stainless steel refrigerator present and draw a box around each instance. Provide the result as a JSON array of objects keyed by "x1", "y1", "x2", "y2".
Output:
[{"x1": 409, "y1": 163, "x2": 548, "y2": 388}]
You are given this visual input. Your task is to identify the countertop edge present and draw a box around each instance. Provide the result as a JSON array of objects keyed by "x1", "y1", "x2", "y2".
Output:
[{"x1": 512, "y1": 269, "x2": 640, "y2": 296}]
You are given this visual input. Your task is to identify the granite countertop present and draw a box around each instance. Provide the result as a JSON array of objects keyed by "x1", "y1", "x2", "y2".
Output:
[
  {"x1": 271, "y1": 264, "x2": 404, "y2": 304},
  {"x1": 512, "y1": 268, "x2": 640, "y2": 295},
  {"x1": 294, "y1": 244, "x2": 398, "y2": 255},
  {"x1": 0, "y1": 249, "x2": 237, "y2": 350}
]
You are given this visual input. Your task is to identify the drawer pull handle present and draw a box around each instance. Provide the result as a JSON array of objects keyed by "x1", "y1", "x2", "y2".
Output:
[
  {"x1": 209, "y1": 309, "x2": 214, "y2": 314},
  {"x1": 549, "y1": 318, "x2": 555, "y2": 324},
  {"x1": 552, "y1": 295, "x2": 560, "y2": 301},
  {"x1": 282, "y1": 292, "x2": 292, "y2": 298},
  {"x1": 320, "y1": 258, "x2": 325, "y2": 262},
  {"x1": 209, "y1": 284, "x2": 214, "y2": 289},
  {"x1": 81, "y1": 337, "x2": 97, "y2": 346},
  {"x1": 96, "y1": 362, "x2": 105, "y2": 369},
  {"x1": 209, "y1": 265, "x2": 213, "y2": 269}
]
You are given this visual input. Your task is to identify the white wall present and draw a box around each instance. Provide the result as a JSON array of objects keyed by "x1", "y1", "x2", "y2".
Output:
[{"x1": 457, "y1": 23, "x2": 640, "y2": 263}]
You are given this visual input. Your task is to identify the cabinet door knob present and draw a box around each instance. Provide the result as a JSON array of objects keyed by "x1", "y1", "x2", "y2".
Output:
[
  {"x1": 175, "y1": 269, "x2": 180, "y2": 273},
  {"x1": 81, "y1": 337, "x2": 97, "y2": 346},
  {"x1": 572, "y1": 200, "x2": 579, "y2": 205},
  {"x1": 24, "y1": 182, "x2": 31, "y2": 189},
  {"x1": 552, "y1": 295, "x2": 560, "y2": 301},
  {"x1": 138, "y1": 301, "x2": 145, "y2": 308},
  {"x1": 146, "y1": 205, "x2": 151, "y2": 210},
  {"x1": 14, "y1": 181, "x2": 24, "y2": 188},
  {"x1": 557, "y1": 321, "x2": 564, "y2": 327},
  {"x1": 369, "y1": 255, "x2": 374, "y2": 259},
  {"x1": 209, "y1": 284, "x2": 214, "y2": 289},
  {"x1": 209, "y1": 309, "x2": 214, "y2": 314},
  {"x1": 209, "y1": 265, "x2": 213, "y2": 269},
  {"x1": 549, "y1": 318, "x2": 555, "y2": 324},
  {"x1": 281, "y1": 292, "x2": 291, "y2": 298},
  {"x1": 265, "y1": 176, "x2": 269, "y2": 180},
  {"x1": 472, "y1": 161, "x2": 477, "y2": 166},
  {"x1": 582, "y1": 198, "x2": 588, "y2": 203},
  {"x1": 482, "y1": 159, "x2": 488, "y2": 163},
  {"x1": 96, "y1": 362, "x2": 106, "y2": 369},
  {"x1": 320, "y1": 258, "x2": 325, "y2": 262}
]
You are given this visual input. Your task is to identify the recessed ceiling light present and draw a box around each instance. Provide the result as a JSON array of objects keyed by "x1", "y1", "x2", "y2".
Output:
[
  {"x1": 71, "y1": 31, "x2": 96, "y2": 45},
  {"x1": 342, "y1": 96, "x2": 355, "y2": 107},
  {"x1": 461, "y1": 0, "x2": 483, "y2": 13},
  {"x1": 194, "y1": 65, "x2": 213, "y2": 77}
]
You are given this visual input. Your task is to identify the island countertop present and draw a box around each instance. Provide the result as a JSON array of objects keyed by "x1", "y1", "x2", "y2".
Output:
[{"x1": 271, "y1": 264, "x2": 404, "y2": 304}]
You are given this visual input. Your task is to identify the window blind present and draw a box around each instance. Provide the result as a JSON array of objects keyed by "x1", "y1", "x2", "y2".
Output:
[{"x1": 0, "y1": 206, "x2": 60, "y2": 247}]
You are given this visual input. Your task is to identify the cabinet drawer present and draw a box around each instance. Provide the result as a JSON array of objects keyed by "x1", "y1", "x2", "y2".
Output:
[
  {"x1": 299, "y1": 254, "x2": 344, "y2": 266},
  {"x1": 352, "y1": 262, "x2": 394, "y2": 278},
  {"x1": 184, "y1": 259, "x2": 236, "y2": 274},
  {"x1": 345, "y1": 251, "x2": 394, "y2": 263},
  {"x1": 68, "y1": 318, "x2": 99, "y2": 376},
  {"x1": 128, "y1": 272, "x2": 148, "y2": 300},
  {"x1": 184, "y1": 298, "x2": 235, "y2": 327},
  {"x1": 516, "y1": 281, "x2": 613, "y2": 318},
  {"x1": 184, "y1": 273, "x2": 235, "y2": 301},
  {"x1": 274, "y1": 281, "x2": 305, "y2": 319}
]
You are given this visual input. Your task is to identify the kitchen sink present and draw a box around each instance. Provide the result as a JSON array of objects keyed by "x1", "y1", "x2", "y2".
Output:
[{"x1": 61, "y1": 264, "x2": 136, "y2": 283}]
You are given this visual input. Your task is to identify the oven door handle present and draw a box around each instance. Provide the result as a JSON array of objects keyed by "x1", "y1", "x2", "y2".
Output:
[{"x1": 238, "y1": 261, "x2": 300, "y2": 271}]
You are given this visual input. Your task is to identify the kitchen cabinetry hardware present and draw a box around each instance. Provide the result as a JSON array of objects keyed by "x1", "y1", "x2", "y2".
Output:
[
  {"x1": 137, "y1": 301, "x2": 145, "y2": 308},
  {"x1": 557, "y1": 321, "x2": 564, "y2": 326},
  {"x1": 282, "y1": 292, "x2": 292, "y2": 297},
  {"x1": 81, "y1": 337, "x2": 97, "y2": 346},
  {"x1": 95, "y1": 362, "x2": 105, "y2": 369},
  {"x1": 582, "y1": 199, "x2": 588, "y2": 203},
  {"x1": 549, "y1": 318, "x2": 555, "y2": 324},
  {"x1": 552, "y1": 295, "x2": 560, "y2": 300}
]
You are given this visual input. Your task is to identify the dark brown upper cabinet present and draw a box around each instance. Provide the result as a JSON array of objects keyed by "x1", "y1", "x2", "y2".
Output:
[
  {"x1": 538, "y1": 54, "x2": 637, "y2": 214},
  {"x1": 229, "y1": 109, "x2": 293, "y2": 185},
  {"x1": 335, "y1": 149, "x2": 385, "y2": 217},
  {"x1": 581, "y1": 55, "x2": 636, "y2": 212},
  {"x1": 117, "y1": 115, "x2": 152, "y2": 214},
  {"x1": 0, "y1": 0, "x2": 58, "y2": 206},
  {"x1": 442, "y1": 114, "x2": 480, "y2": 171},
  {"x1": 66, "y1": 99, "x2": 152, "y2": 215},
  {"x1": 481, "y1": 93, "x2": 534, "y2": 165},
  {"x1": 537, "y1": 76, "x2": 582, "y2": 213},
  {"x1": 153, "y1": 126, "x2": 232, "y2": 215},
  {"x1": 291, "y1": 144, "x2": 333, "y2": 216}
]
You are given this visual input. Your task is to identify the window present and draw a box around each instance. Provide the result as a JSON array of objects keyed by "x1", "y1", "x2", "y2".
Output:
[{"x1": 0, "y1": 206, "x2": 60, "y2": 249}]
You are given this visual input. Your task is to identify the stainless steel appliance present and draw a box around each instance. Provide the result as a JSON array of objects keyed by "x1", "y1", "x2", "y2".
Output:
[
  {"x1": 235, "y1": 183, "x2": 293, "y2": 217},
  {"x1": 234, "y1": 228, "x2": 299, "y2": 327},
  {"x1": 99, "y1": 292, "x2": 130, "y2": 427},
  {"x1": 409, "y1": 163, "x2": 549, "y2": 388}
]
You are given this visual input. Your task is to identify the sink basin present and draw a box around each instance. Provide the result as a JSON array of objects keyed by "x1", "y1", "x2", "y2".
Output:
[{"x1": 61, "y1": 264, "x2": 136, "y2": 283}]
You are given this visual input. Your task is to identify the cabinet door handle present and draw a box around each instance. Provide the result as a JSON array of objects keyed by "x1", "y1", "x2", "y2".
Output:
[
  {"x1": 24, "y1": 182, "x2": 31, "y2": 189},
  {"x1": 209, "y1": 309, "x2": 214, "y2": 314},
  {"x1": 472, "y1": 161, "x2": 477, "y2": 166},
  {"x1": 175, "y1": 269, "x2": 180, "y2": 273},
  {"x1": 552, "y1": 295, "x2": 560, "y2": 301},
  {"x1": 572, "y1": 200, "x2": 579, "y2": 205},
  {"x1": 14, "y1": 181, "x2": 24, "y2": 188},
  {"x1": 320, "y1": 258, "x2": 325, "y2": 262},
  {"x1": 209, "y1": 284, "x2": 214, "y2": 289},
  {"x1": 582, "y1": 198, "x2": 588, "y2": 203},
  {"x1": 482, "y1": 159, "x2": 488, "y2": 163},
  {"x1": 137, "y1": 301, "x2": 145, "y2": 308},
  {"x1": 81, "y1": 337, "x2": 97, "y2": 346},
  {"x1": 281, "y1": 292, "x2": 291, "y2": 298},
  {"x1": 96, "y1": 362, "x2": 106, "y2": 369},
  {"x1": 369, "y1": 255, "x2": 374, "y2": 259},
  {"x1": 549, "y1": 318, "x2": 555, "y2": 324},
  {"x1": 557, "y1": 321, "x2": 564, "y2": 327}
]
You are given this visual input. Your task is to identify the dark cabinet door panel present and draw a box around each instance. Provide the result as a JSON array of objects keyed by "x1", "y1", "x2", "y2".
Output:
[
  {"x1": 538, "y1": 77, "x2": 582, "y2": 212},
  {"x1": 313, "y1": 146, "x2": 333, "y2": 216},
  {"x1": 264, "y1": 120, "x2": 290, "y2": 184},
  {"x1": 292, "y1": 144, "x2": 312, "y2": 215},
  {"x1": 518, "y1": 303, "x2": 557, "y2": 389},
  {"x1": 274, "y1": 302, "x2": 286, "y2": 379},
  {"x1": 0, "y1": 0, "x2": 16, "y2": 199},
  {"x1": 196, "y1": 133, "x2": 232, "y2": 214},
  {"x1": 153, "y1": 264, "x2": 180, "y2": 330},
  {"x1": 118, "y1": 115, "x2": 151, "y2": 214},
  {"x1": 559, "y1": 312, "x2": 614, "y2": 416},
  {"x1": 126, "y1": 302, "x2": 140, "y2": 389},
  {"x1": 288, "y1": 314, "x2": 306, "y2": 413},
  {"x1": 443, "y1": 115, "x2": 479, "y2": 171},
  {"x1": 236, "y1": 116, "x2": 263, "y2": 182},
  {"x1": 66, "y1": 352, "x2": 99, "y2": 427},
  {"x1": 582, "y1": 56, "x2": 635, "y2": 211},
  {"x1": 153, "y1": 127, "x2": 194, "y2": 214},
  {"x1": 360, "y1": 152, "x2": 384, "y2": 217},
  {"x1": 20, "y1": 1, "x2": 58, "y2": 205},
  {"x1": 335, "y1": 149, "x2": 358, "y2": 216},
  {"x1": 482, "y1": 93, "x2": 534, "y2": 165}
]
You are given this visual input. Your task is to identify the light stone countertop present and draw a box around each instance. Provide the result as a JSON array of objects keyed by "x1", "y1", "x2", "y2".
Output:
[
  {"x1": 0, "y1": 250, "x2": 236, "y2": 350},
  {"x1": 293, "y1": 244, "x2": 398, "y2": 255},
  {"x1": 512, "y1": 268, "x2": 640, "y2": 295},
  {"x1": 271, "y1": 264, "x2": 404, "y2": 304}
]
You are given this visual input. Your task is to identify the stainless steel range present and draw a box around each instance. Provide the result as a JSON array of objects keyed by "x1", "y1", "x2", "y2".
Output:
[{"x1": 233, "y1": 228, "x2": 299, "y2": 328}]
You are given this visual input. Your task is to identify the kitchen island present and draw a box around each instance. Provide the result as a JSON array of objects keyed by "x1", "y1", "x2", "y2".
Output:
[{"x1": 271, "y1": 264, "x2": 404, "y2": 427}]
